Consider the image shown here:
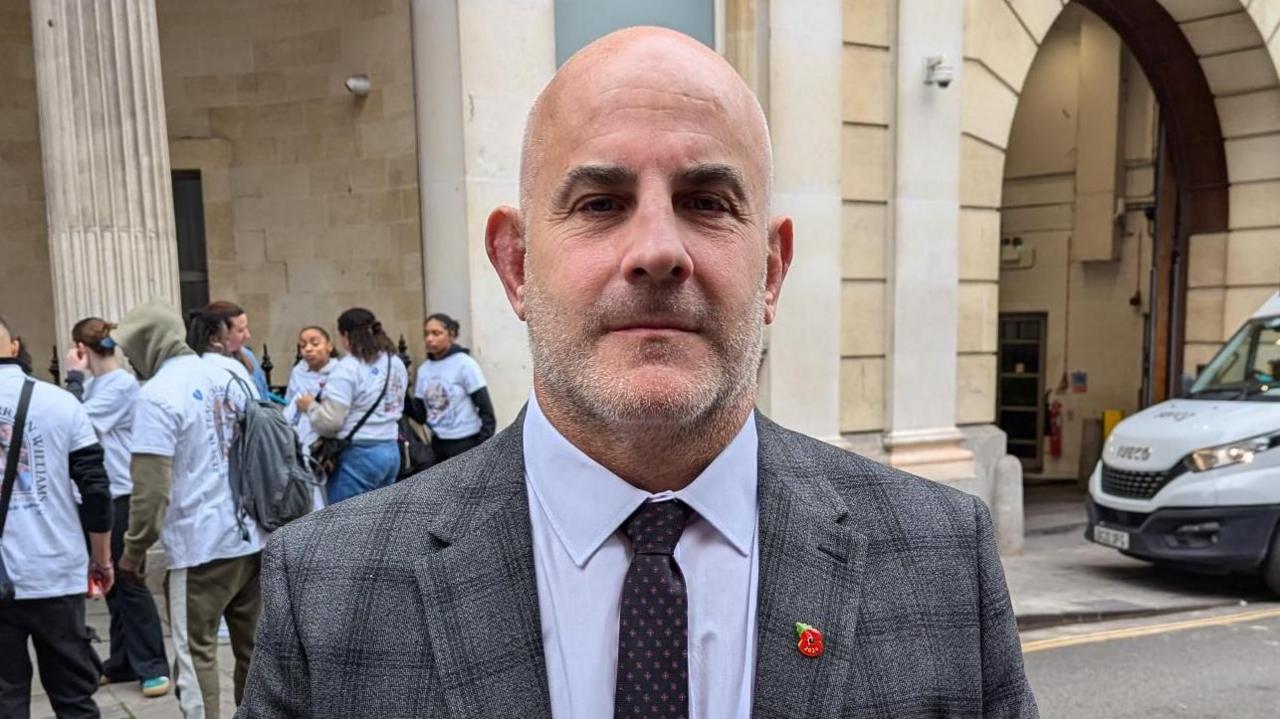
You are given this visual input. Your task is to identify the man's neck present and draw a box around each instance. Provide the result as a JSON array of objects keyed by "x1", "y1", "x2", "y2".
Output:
[{"x1": 535, "y1": 386, "x2": 756, "y2": 493}]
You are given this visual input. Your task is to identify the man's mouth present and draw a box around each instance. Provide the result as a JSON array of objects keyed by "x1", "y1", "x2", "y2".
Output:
[{"x1": 608, "y1": 318, "x2": 699, "y2": 333}]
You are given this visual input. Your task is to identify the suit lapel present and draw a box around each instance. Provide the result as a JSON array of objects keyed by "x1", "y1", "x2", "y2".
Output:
[
  {"x1": 413, "y1": 414, "x2": 553, "y2": 719},
  {"x1": 751, "y1": 416, "x2": 868, "y2": 718}
]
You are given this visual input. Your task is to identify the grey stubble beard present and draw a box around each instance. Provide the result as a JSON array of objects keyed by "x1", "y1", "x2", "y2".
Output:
[{"x1": 524, "y1": 268, "x2": 766, "y2": 443}]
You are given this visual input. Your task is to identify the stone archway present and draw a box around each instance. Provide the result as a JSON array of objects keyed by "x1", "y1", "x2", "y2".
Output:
[{"x1": 963, "y1": 0, "x2": 1280, "y2": 398}]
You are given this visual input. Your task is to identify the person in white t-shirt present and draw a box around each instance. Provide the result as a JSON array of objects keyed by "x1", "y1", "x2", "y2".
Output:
[
  {"x1": 62, "y1": 317, "x2": 170, "y2": 698},
  {"x1": 201, "y1": 300, "x2": 272, "y2": 400},
  {"x1": 186, "y1": 309, "x2": 262, "y2": 401},
  {"x1": 283, "y1": 326, "x2": 338, "y2": 509},
  {"x1": 0, "y1": 314, "x2": 114, "y2": 718},
  {"x1": 405, "y1": 313, "x2": 496, "y2": 463},
  {"x1": 298, "y1": 309, "x2": 407, "y2": 504},
  {"x1": 114, "y1": 300, "x2": 264, "y2": 719}
]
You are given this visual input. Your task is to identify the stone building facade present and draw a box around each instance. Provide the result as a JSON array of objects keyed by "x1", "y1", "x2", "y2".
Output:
[{"x1": 3, "y1": 0, "x2": 1280, "y2": 548}]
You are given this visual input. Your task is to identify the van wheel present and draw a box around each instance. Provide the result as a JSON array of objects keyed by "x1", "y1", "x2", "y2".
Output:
[{"x1": 1264, "y1": 525, "x2": 1280, "y2": 596}]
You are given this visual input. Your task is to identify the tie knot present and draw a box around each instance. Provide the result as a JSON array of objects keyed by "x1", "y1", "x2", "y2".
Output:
[{"x1": 621, "y1": 499, "x2": 694, "y2": 556}]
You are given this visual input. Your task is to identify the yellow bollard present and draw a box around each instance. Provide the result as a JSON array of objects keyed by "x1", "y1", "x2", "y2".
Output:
[{"x1": 1102, "y1": 409, "x2": 1124, "y2": 439}]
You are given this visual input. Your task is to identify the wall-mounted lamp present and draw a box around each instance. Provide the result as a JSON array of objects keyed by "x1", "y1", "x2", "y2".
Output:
[
  {"x1": 344, "y1": 74, "x2": 371, "y2": 96},
  {"x1": 924, "y1": 55, "x2": 955, "y2": 88}
]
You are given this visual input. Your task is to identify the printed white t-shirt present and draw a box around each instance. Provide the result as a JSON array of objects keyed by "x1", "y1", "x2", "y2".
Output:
[
  {"x1": 132, "y1": 354, "x2": 264, "y2": 569},
  {"x1": 283, "y1": 358, "x2": 337, "y2": 450},
  {"x1": 324, "y1": 353, "x2": 407, "y2": 442},
  {"x1": 414, "y1": 351, "x2": 487, "y2": 440},
  {"x1": 202, "y1": 352, "x2": 262, "y2": 400},
  {"x1": 0, "y1": 364, "x2": 100, "y2": 599},
  {"x1": 80, "y1": 368, "x2": 139, "y2": 498}
]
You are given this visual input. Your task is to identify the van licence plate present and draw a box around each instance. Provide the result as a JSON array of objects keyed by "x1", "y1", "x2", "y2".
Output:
[{"x1": 1094, "y1": 526, "x2": 1130, "y2": 550}]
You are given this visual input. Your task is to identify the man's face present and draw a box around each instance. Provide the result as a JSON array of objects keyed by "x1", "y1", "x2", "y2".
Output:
[
  {"x1": 504, "y1": 39, "x2": 791, "y2": 427},
  {"x1": 0, "y1": 325, "x2": 14, "y2": 359},
  {"x1": 226, "y1": 314, "x2": 250, "y2": 353}
]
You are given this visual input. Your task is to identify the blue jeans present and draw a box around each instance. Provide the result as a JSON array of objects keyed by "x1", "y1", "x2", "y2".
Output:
[{"x1": 327, "y1": 440, "x2": 400, "y2": 505}]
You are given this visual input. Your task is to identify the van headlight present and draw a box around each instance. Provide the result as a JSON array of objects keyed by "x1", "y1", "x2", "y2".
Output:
[{"x1": 1187, "y1": 436, "x2": 1274, "y2": 472}]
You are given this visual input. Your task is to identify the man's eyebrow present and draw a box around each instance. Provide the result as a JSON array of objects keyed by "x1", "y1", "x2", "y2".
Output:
[
  {"x1": 674, "y1": 163, "x2": 749, "y2": 205},
  {"x1": 551, "y1": 164, "x2": 637, "y2": 211}
]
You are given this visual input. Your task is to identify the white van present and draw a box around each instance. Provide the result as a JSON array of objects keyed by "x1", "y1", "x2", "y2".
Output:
[{"x1": 1087, "y1": 292, "x2": 1280, "y2": 593}]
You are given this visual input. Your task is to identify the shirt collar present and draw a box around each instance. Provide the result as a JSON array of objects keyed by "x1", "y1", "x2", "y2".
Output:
[{"x1": 523, "y1": 391, "x2": 758, "y2": 568}]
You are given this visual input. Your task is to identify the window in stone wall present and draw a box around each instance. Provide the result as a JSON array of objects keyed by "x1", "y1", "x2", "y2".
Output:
[
  {"x1": 171, "y1": 170, "x2": 210, "y2": 320},
  {"x1": 554, "y1": 0, "x2": 715, "y2": 66}
]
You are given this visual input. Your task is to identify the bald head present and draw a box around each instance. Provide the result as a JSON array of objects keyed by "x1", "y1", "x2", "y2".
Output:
[
  {"x1": 485, "y1": 26, "x2": 794, "y2": 454},
  {"x1": 519, "y1": 26, "x2": 771, "y2": 220}
]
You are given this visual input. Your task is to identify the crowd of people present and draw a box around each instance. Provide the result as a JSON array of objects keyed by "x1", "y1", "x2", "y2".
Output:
[{"x1": 0, "y1": 299, "x2": 495, "y2": 718}]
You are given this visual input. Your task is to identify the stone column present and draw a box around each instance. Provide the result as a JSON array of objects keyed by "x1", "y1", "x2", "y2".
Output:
[
  {"x1": 410, "y1": 0, "x2": 555, "y2": 426},
  {"x1": 759, "y1": 0, "x2": 845, "y2": 445},
  {"x1": 883, "y1": 0, "x2": 976, "y2": 483},
  {"x1": 29, "y1": 0, "x2": 179, "y2": 353}
]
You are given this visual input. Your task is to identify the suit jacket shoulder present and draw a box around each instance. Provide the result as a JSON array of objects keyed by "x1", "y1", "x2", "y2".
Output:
[{"x1": 756, "y1": 414, "x2": 983, "y2": 536}]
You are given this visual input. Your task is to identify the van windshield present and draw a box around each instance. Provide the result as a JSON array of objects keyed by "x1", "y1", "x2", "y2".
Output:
[{"x1": 1187, "y1": 315, "x2": 1280, "y2": 401}]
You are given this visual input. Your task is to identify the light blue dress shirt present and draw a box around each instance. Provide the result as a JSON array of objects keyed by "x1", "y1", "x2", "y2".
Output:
[{"x1": 523, "y1": 392, "x2": 760, "y2": 719}]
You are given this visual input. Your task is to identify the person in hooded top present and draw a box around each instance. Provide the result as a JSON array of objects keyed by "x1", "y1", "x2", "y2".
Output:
[
  {"x1": 406, "y1": 313, "x2": 496, "y2": 464},
  {"x1": 114, "y1": 300, "x2": 263, "y2": 719},
  {"x1": 62, "y1": 318, "x2": 170, "y2": 698}
]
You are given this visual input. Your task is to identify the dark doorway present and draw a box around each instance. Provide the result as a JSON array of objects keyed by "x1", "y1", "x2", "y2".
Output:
[
  {"x1": 998, "y1": 313, "x2": 1048, "y2": 472},
  {"x1": 171, "y1": 170, "x2": 209, "y2": 319}
]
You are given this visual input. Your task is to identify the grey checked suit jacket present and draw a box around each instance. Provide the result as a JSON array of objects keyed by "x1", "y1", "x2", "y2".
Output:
[{"x1": 237, "y1": 412, "x2": 1038, "y2": 718}]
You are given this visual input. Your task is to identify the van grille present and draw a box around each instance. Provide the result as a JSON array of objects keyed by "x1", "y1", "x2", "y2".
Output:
[
  {"x1": 1100, "y1": 464, "x2": 1179, "y2": 500},
  {"x1": 1092, "y1": 503, "x2": 1151, "y2": 529}
]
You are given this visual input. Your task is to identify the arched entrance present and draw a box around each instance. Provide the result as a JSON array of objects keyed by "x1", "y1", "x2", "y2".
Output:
[{"x1": 963, "y1": 0, "x2": 1280, "y2": 511}]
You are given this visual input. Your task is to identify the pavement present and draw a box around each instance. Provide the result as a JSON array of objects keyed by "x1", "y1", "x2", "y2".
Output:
[
  {"x1": 1007, "y1": 482, "x2": 1273, "y2": 629},
  {"x1": 22, "y1": 483, "x2": 1277, "y2": 717},
  {"x1": 24, "y1": 554, "x2": 237, "y2": 719}
]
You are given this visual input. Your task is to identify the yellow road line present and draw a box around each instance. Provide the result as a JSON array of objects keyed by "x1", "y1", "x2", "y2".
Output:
[{"x1": 1021, "y1": 606, "x2": 1280, "y2": 654}]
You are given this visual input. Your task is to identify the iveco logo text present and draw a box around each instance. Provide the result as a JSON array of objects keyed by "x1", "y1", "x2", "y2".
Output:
[
  {"x1": 1113, "y1": 445, "x2": 1152, "y2": 461},
  {"x1": 1154, "y1": 411, "x2": 1195, "y2": 422}
]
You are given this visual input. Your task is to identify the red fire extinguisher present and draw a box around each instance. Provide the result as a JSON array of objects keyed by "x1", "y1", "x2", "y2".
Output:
[{"x1": 1048, "y1": 400, "x2": 1064, "y2": 459}]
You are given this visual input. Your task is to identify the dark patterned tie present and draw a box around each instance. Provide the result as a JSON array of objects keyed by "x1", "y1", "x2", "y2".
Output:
[{"x1": 615, "y1": 499, "x2": 695, "y2": 719}]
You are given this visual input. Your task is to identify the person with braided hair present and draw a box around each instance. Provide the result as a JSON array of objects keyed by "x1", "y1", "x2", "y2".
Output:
[{"x1": 297, "y1": 309, "x2": 408, "y2": 504}]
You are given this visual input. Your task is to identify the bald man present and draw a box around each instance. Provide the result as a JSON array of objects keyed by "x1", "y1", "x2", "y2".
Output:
[{"x1": 238, "y1": 28, "x2": 1037, "y2": 719}]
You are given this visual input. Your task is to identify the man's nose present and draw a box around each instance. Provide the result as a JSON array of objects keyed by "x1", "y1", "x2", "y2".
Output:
[{"x1": 620, "y1": 200, "x2": 693, "y2": 286}]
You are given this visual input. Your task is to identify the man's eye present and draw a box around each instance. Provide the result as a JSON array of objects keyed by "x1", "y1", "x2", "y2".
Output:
[
  {"x1": 579, "y1": 197, "x2": 621, "y2": 214},
  {"x1": 684, "y1": 195, "x2": 729, "y2": 213}
]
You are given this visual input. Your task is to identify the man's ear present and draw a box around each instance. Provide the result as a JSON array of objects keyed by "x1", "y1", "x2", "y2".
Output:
[
  {"x1": 763, "y1": 216, "x2": 794, "y2": 325},
  {"x1": 485, "y1": 206, "x2": 529, "y2": 320}
]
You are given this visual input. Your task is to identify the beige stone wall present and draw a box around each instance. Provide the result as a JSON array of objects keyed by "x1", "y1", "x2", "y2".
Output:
[
  {"x1": 998, "y1": 10, "x2": 1158, "y2": 478},
  {"x1": 0, "y1": 0, "x2": 55, "y2": 379},
  {"x1": 839, "y1": 0, "x2": 893, "y2": 433},
  {"x1": 156, "y1": 0, "x2": 423, "y2": 378}
]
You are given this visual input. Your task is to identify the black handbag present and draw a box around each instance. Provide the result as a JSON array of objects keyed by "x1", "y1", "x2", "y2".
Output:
[
  {"x1": 397, "y1": 415, "x2": 435, "y2": 480},
  {"x1": 309, "y1": 356, "x2": 391, "y2": 480},
  {"x1": 0, "y1": 377, "x2": 36, "y2": 602}
]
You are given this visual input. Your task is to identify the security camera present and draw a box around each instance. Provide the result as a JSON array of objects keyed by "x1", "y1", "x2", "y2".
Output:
[
  {"x1": 344, "y1": 74, "x2": 371, "y2": 96},
  {"x1": 925, "y1": 55, "x2": 955, "y2": 88}
]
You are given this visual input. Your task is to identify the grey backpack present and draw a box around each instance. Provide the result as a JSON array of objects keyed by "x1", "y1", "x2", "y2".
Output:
[{"x1": 224, "y1": 373, "x2": 318, "y2": 535}]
